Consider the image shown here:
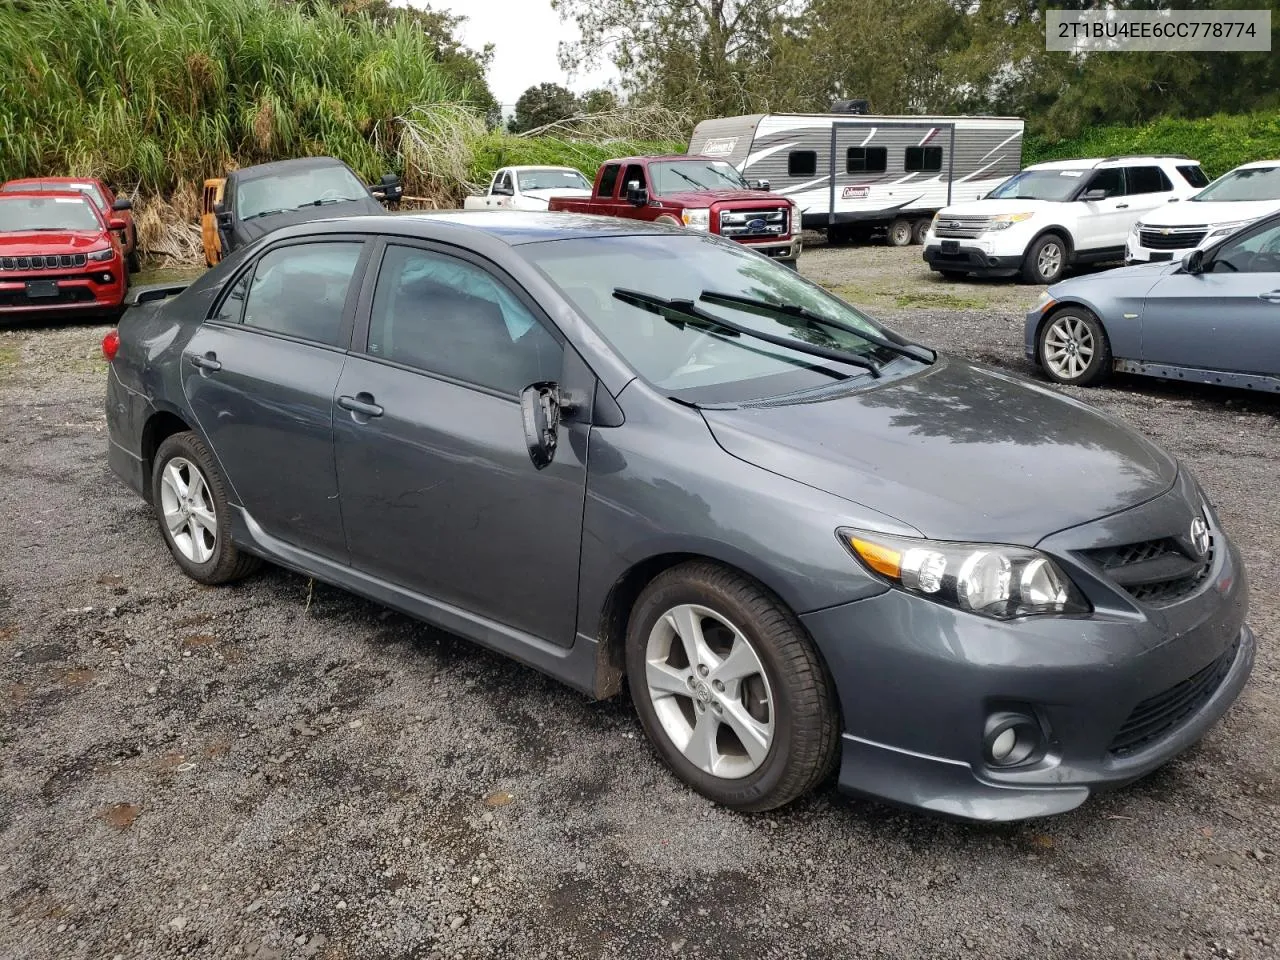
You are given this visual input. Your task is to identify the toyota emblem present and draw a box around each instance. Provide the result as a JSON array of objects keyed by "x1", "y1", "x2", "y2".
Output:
[{"x1": 1190, "y1": 516, "x2": 1210, "y2": 557}]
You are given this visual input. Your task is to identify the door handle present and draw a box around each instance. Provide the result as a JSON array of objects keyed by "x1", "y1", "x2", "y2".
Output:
[
  {"x1": 189, "y1": 352, "x2": 222, "y2": 372},
  {"x1": 1115, "y1": 203, "x2": 1129, "y2": 209},
  {"x1": 338, "y1": 393, "x2": 384, "y2": 418},
  {"x1": 1259, "y1": 290, "x2": 1280, "y2": 303}
]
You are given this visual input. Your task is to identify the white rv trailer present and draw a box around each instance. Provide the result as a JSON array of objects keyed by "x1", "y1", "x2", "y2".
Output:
[{"x1": 688, "y1": 112, "x2": 1025, "y2": 245}]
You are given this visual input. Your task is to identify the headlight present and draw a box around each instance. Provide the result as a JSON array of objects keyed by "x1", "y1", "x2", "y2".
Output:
[
  {"x1": 841, "y1": 529, "x2": 1090, "y2": 619},
  {"x1": 682, "y1": 208, "x2": 710, "y2": 230},
  {"x1": 1033, "y1": 289, "x2": 1055, "y2": 312},
  {"x1": 930, "y1": 211, "x2": 943, "y2": 229},
  {"x1": 983, "y1": 212, "x2": 1035, "y2": 233},
  {"x1": 87, "y1": 246, "x2": 115, "y2": 262},
  {"x1": 1205, "y1": 218, "x2": 1256, "y2": 240}
]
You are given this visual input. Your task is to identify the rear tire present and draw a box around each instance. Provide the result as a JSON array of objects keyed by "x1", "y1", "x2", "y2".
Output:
[
  {"x1": 886, "y1": 218, "x2": 912, "y2": 247},
  {"x1": 911, "y1": 219, "x2": 931, "y2": 245},
  {"x1": 1037, "y1": 307, "x2": 1112, "y2": 387},
  {"x1": 151, "y1": 431, "x2": 261, "y2": 585},
  {"x1": 626, "y1": 561, "x2": 838, "y2": 812},
  {"x1": 1020, "y1": 233, "x2": 1068, "y2": 284}
]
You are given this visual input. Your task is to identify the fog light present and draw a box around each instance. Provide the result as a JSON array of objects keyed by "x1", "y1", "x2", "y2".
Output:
[{"x1": 983, "y1": 711, "x2": 1042, "y2": 767}]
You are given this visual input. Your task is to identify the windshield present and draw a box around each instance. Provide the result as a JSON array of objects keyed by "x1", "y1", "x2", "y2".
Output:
[
  {"x1": 650, "y1": 161, "x2": 750, "y2": 195},
  {"x1": 517, "y1": 168, "x2": 591, "y2": 192},
  {"x1": 0, "y1": 195, "x2": 102, "y2": 232},
  {"x1": 235, "y1": 165, "x2": 369, "y2": 219},
  {"x1": 986, "y1": 169, "x2": 1086, "y2": 202},
  {"x1": 2, "y1": 181, "x2": 109, "y2": 213},
  {"x1": 521, "y1": 235, "x2": 912, "y2": 403},
  {"x1": 1192, "y1": 165, "x2": 1280, "y2": 202}
]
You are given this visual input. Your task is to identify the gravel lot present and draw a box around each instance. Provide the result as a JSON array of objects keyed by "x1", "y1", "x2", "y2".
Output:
[{"x1": 1, "y1": 243, "x2": 1276, "y2": 960}]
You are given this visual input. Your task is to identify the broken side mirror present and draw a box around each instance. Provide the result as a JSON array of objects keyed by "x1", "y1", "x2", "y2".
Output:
[{"x1": 520, "y1": 382, "x2": 563, "y2": 469}]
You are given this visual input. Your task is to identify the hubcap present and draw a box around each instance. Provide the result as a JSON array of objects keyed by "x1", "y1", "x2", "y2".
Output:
[
  {"x1": 1043, "y1": 315, "x2": 1096, "y2": 380},
  {"x1": 159, "y1": 457, "x2": 217, "y2": 564},
  {"x1": 1037, "y1": 242, "x2": 1063, "y2": 278},
  {"x1": 644, "y1": 604, "x2": 775, "y2": 779}
]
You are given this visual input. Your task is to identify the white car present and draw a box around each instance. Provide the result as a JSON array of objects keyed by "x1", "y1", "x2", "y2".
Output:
[
  {"x1": 1126, "y1": 160, "x2": 1280, "y2": 264},
  {"x1": 462, "y1": 166, "x2": 592, "y2": 211},
  {"x1": 923, "y1": 156, "x2": 1207, "y2": 284}
]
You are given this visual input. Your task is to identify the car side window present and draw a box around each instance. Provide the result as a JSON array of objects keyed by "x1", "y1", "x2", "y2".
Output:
[
  {"x1": 1212, "y1": 220, "x2": 1280, "y2": 273},
  {"x1": 1177, "y1": 164, "x2": 1210, "y2": 188},
  {"x1": 366, "y1": 244, "x2": 561, "y2": 395},
  {"x1": 1126, "y1": 166, "x2": 1173, "y2": 194},
  {"x1": 238, "y1": 242, "x2": 363, "y2": 346},
  {"x1": 623, "y1": 164, "x2": 647, "y2": 191},
  {"x1": 212, "y1": 271, "x2": 250, "y2": 324},
  {"x1": 1084, "y1": 167, "x2": 1125, "y2": 197},
  {"x1": 597, "y1": 164, "x2": 620, "y2": 197},
  {"x1": 789, "y1": 151, "x2": 817, "y2": 177}
]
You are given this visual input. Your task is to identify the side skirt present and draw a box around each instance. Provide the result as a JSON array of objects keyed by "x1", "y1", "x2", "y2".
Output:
[
  {"x1": 1071, "y1": 245, "x2": 1126, "y2": 265},
  {"x1": 1114, "y1": 359, "x2": 1280, "y2": 393},
  {"x1": 227, "y1": 505, "x2": 615, "y2": 699}
]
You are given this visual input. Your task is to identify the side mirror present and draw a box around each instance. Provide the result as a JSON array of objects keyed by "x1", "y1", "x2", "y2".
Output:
[
  {"x1": 493, "y1": 183, "x2": 514, "y2": 196},
  {"x1": 213, "y1": 201, "x2": 225, "y2": 215},
  {"x1": 371, "y1": 173, "x2": 403, "y2": 201},
  {"x1": 625, "y1": 180, "x2": 648, "y2": 205},
  {"x1": 111, "y1": 198, "x2": 132, "y2": 212},
  {"x1": 520, "y1": 382, "x2": 562, "y2": 469},
  {"x1": 1181, "y1": 248, "x2": 1205, "y2": 274},
  {"x1": 748, "y1": 179, "x2": 771, "y2": 191},
  {"x1": 1081, "y1": 188, "x2": 1109, "y2": 202},
  {"x1": 108, "y1": 217, "x2": 127, "y2": 231}
]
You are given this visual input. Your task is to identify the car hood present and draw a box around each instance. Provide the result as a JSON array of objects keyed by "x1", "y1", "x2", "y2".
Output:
[
  {"x1": 0, "y1": 230, "x2": 109, "y2": 254},
  {"x1": 1048, "y1": 258, "x2": 1180, "y2": 298},
  {"x1": 655, "y1": 189, "x2": 786, "y2": 206},
  {"x1": 235, "y1": 198, "x2": 385, "y2": 243},
  {"x1": 1138, "y1": 197, "x2": 1280, "y2": 227},
  {"x1": 699, "y1": 358, "x2": 1178, "y2": 544},
  {"x1": 936, "y1": 199, "x2": 1065, "y2": 217}
]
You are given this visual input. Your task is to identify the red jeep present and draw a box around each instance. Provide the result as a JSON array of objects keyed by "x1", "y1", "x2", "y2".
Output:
[
  {"x1": 0, "y1": 191, "x2": 129, "y2": 318},
  {"x1": 2, "y1": 177, "x2": 138, "y2": 272},
  {"x1": 548, "y1": 156, "x2": 801, "y2": 267}
]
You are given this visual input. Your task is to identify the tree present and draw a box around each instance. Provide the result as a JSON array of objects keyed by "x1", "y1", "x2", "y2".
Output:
[
  {"x1": 509, "y1": 82, "x2": 581, "y2": 133},
  {"x1": 580, "y1": 87, "x2": 620, "y2": 114}
]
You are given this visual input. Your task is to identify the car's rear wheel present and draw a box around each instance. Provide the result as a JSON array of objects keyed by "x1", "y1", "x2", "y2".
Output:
[
  {"x1": 151, "y1": 431, "x2": 260, "y2": 585},
  {"x1": 1038, "y1": 307, "x2": 1112, "y2": 386},
  {"x1": 1021, "y1": 234, "x2": 1068, "y2": 284},
  {"x1": 886, "y1": 218, "x2": 913, "y2": 247},
  {"x1": 911, "y1": 219, "x2": 931, "y2": 244},
  {"x1": 626, "y1": 562, "x2": 838, "y2": 812}
]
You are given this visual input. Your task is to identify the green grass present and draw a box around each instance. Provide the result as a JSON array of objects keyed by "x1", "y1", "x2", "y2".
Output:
[
  {"x1": 893, "y1": 291, "x2": 991, "y2": 310},
  {"x1": 0, "y1": 345, "x2": 19, "y2": 369}
]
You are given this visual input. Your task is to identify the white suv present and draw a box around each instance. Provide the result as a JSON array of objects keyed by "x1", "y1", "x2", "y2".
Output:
[
  {"x1": 1126, "y1": 160, "x2": 1280, "y2": 264},
  {"x1": 923, "y1": 156, "x2": 1207, "y2": 284}
]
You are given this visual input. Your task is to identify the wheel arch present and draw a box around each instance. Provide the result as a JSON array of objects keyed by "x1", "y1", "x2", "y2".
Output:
[
  {"x1": 1034, "y1": 298, "x2": 1109, "y2": 356},
  {"x1": 140, "y1": 408, "x2": 194, "y2": 500},
  {"x1": 1027, "y1": 226, "x2": 1074, "y2": 262}
]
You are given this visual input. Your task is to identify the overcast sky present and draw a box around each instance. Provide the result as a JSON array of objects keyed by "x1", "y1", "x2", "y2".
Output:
[{"x1": 409, "y1": 0, "x2": 620, "y2": 108}]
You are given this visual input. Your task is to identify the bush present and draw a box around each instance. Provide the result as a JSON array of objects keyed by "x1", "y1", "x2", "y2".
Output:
[{"x1": 1024, "y1": 113, "x2": 1280, "y2": 179}]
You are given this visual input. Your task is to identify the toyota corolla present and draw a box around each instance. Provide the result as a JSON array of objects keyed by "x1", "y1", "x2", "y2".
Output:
[{"x1": 104, "y1": 212, "x2": 1253, "y2": 821}]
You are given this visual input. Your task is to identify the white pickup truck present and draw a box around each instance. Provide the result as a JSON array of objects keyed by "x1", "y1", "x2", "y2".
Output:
[{"x1": 463, "y1": 166, "x2": 593, "y2": 211}]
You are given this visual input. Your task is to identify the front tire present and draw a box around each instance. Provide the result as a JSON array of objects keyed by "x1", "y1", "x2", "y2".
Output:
[
  {"x1": 1037, "y1": 307, "x2": 1112, "y2": 386},
  {"x1": 151, "y1": 431, "x2": 260, "y2": 585},
  {"x1": 626, "y1": 562, "x2": 838, "y2": 812},
  {"x1": 1021, "y1": 233, "x2": 1068, "y2": 284},
  {"x1": 886, "y1": 218, "x2": 913, "y2": 247}
]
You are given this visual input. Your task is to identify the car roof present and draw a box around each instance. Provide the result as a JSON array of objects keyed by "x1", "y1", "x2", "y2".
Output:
[
  {"x1": 3, "y1": 177, "x2": 107, "y2": 190},
  {"x1": 501, "y1": 165, "x2": 585, "y2": 173},
  {"x1": 1027, "y1": 156, "x2": 1200, "y2": 171},
  {"x1": 1230, "y1": 159, "x2": 1280, "y2": 170},
  {"x1": 0, "y1": 189, "x2": 98, "y2": 203},
  {"x1": 231, "y1": 156, "x2": 354, "y2": 182}
]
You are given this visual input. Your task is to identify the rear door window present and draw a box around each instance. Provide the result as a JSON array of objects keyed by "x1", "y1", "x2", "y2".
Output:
[
  {"x1": 1126, "y1": 166, "x2": 1174, "y2": 194},
  {"x1": 1177, "y1": 164, "x2": 1210, "y2": 188},
  {"x1": 236, "y1": 242, "x2": 364, "y2": 347},
  {"x1": 597, "y1": 164, "x2": 620, "y2": 197}
]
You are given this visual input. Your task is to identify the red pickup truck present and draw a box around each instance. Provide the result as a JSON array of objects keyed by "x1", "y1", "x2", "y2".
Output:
[{"x1": 548, "y1": 155, "x2": 801, "y2": 267}]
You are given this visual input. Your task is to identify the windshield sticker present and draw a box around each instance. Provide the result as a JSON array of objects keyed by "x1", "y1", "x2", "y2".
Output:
[
  {"x1": 1058, "y1": 171, "x2": 1084, "y2": 177},
  {"x1": 702, "y1": 137, "x2": 739, "y2": 158}
]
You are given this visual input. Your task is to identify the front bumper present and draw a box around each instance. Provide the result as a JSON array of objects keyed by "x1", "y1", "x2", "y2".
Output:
[
  {"x1": 735, "y1": 236, "x2": 801, "y2": 264},
  {"x1": 802, "y1": 486, "x2": 1253, "y2": 821},
  {"x1": 923, "y1": 242, "x2": 1020, "y2": 277},
  {"x1": 1124, "y1": 235, "x2": 1187, "y2": 265},
  {"x1": 0, "y1": 268, "x2": 126, "y2": 316}
]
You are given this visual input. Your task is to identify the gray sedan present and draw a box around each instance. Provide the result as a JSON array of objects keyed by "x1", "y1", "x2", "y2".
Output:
[
  {"x1": 105, "y1": 212, "x2": 1253, "y2": 821},
  {"x1": 1027, "y1": 211, "x2": 1280, "y2": 391}
]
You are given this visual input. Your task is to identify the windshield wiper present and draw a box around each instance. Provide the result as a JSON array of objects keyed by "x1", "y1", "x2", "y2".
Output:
[
  {"x1": 699, "y1": 291, "x2": 936, "y2": 364},
  {"x1": 242, "y1": 208, "x2": 289, "y2": 221},
  {"x1": 293, "y1": 197, "x2": 363, "y2": 208},
  {"x1": 612, "y1": 288, "x2": 882, "y2": 378}
]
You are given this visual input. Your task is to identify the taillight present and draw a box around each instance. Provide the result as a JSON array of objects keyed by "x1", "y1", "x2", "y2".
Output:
[{"x1": 101, "y1": 329, "x2": 120, "y2": 362}]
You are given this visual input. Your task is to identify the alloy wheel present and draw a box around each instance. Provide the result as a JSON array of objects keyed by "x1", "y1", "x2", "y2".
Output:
[
  {"x1": 1037, "y1": 241, "x2": 1063, "y2": 280},
  {"x1": 644, "y1": 603, "x2": 775, "y2": 779},
  {"x1": 159, "y1": 456, "x2": 217, "y2": 563},
  {"x1": 1043, "y1": 314, "x2": 1096, "y2": 381}
]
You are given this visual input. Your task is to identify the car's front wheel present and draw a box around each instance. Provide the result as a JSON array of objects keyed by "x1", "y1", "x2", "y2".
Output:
[
  {"x1": 626, "y1": 562, "x2": 838, "y2": 812},
  {"x1": 151, "y1": 431, "x2": 261, "y2": 585},
  {"x1": 1021, "y1": 234, "x2": 1068, "y2": 284},
  {"x1": 1037, "y1": 307, "x2": 1112, "y2": 386}
]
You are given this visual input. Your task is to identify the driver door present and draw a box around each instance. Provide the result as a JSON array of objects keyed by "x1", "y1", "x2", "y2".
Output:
[
  {"x1": 1139, "y1": 218, "x2": 1280, "y2": 375},
  {"x1": 1074, "y1": 167, "x2": 1129, "y2": 252}
]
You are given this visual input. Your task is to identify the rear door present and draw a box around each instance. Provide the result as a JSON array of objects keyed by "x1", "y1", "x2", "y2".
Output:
[
  {"x1": 182, "y1": 236, "x2": 370, "y2": 561},
  {"x1": 1139, "y1": 218, "x2": 1280, "y2": 374},
  {"x1": 1120, "y1": 165, "x2": 1178, "y2": 225},
  {"x1": 332, "y1": 240, "x2": 587, "y2": 644}
]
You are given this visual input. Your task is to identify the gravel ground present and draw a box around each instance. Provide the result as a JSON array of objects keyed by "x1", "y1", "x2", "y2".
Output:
[{"x1": 0, "y1": 243, "x2": 1276, "y2": 960}]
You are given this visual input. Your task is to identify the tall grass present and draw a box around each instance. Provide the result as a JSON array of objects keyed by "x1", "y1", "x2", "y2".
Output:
[{"x1": 0, "y1": 0, "x2": 487, "y2": 198}]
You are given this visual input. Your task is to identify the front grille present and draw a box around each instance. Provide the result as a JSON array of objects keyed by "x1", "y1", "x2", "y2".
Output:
[
  {"x1": 934, "y1": 216, "x2": 990, "y2": 239},
  {"x1": 1139, "y1": 227, "x2": 1207, "y2": 250},
  {"x1": 1, "y1": 254, "x2": 87, "y2": 270},
  {"x1": 1108, "y1": 637, "x2": 1239, "y2": 757},
  {"x1": 719, "y1": 208, "x2": 788, "y2": 238},
  {"x1": 1082, "y1": 535, "x2": 1213, "y2": 607}
]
